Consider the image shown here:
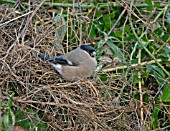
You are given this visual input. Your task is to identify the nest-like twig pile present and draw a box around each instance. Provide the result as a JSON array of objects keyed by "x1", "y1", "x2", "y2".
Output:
[{"x1": 0, "y1": 2, "x2": 136, "y2": 130}]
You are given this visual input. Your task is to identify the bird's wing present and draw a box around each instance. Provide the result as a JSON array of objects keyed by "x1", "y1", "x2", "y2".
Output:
[
  {"x1": 39, "y1": 55, "x2": 71, "y2": 65},
  {"x1": 63, "y1": 47, "x2": 84, "y2": 66}
]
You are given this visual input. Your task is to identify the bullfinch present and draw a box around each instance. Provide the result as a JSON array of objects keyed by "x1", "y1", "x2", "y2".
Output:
[{"x1": 39, "y1": 45, "x2": 97, "y2": 81}]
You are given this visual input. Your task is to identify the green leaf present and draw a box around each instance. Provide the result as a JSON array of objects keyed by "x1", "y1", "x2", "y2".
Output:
[
  {"x1": 158, "y1": 47, "x2": 170, "y2": 59},
  {"x1": 154, "y1": 29, "x2": 162, "y2": 36},
  {"x1": 93, "y1": 0, "x2": 100, "y2": 5},
  {"x1": 106, "y1": 41, "x2": 126, "y2": 63},
  {"x1": 106, "y1": 35, "x2": 121, "y2": 42},
  {"x1": 147, "y1": 64, "x2": 165, "y2": 78},
  {"x1": 124, "y1": 25, "x2": 130, "y2": 32},
  {"x1": 10, "y1": 109, "x2": 15, "y2": 125},
  {"x1": 162, "y1": 34, "x2": 169, "y2": 41},
  {"x1": 141, "y1": 71, "x2": 149, "y2": 78},
  {"x1": 163, "y1": 47, "x2": 170, "y2": 54},
  {"x1": 152, "y1": 106, "x2": 162, "y2": 129},
  {"x1": 145, "y1": 0, "x2": 153, "y2": 11},
  {"x1": 137, "y1": 40, "x2": 148, "y2": 49},
  {"x1": 145, "y1": 0, "x2": 153, "y2": 6},
  {"x1": 109, "y1": 12, "x2": 115, "y2": 18},
  {"x1": 134, "y1": 77, "x2": 140, "y2": 85},
  {"x1": 153, "y1": 71, "x2": 164, "y2": 84},
  {"x1": 103, "y1": 14, "x2": 109, "y2": 22},
  {"x1": 103, "y1": 14, "x2": 113, "y2": 31},
  {"x1": 127, "y1": 34, "x2": 136, "y2": 40},
  {"x1": 37, "y1": 123, "x2": 48, "y2": 130},
  {"x1": 160, "y1": 84, "x2": 170, "y2": 102},
  {"x1": 146, "y1": 64, "x2": 165, "y2": 84},
  {"x1": 96, "y1": 10, "x2": 102, "y2": 17},
  {"x1": 7, "y1": 99, "x2": 13, "y2": 109},
  {"x1": 114, "y1": 30, "x2": 122, "y2": 38},
  {"x1": 89, "y1": 24, "x2": 96, "y2": 38},
  {"x1": 154, "y1": 2, "x2": 160, "y2": 7},
  {"x1": 133, "y1": 91, "x2": 140, "y2": 100},
  {"x1": 7, "y1": 92, "x2": 15, "y2": 108},
  {"x1": 99, "y1": 75, "x2": 108, "y2": 82},
  {"x1": 3, "y1": 114, "x2": 9, "y2": 126},
  {"x1": 143, "y1": 93, "x2": 149, "y2": 103}
]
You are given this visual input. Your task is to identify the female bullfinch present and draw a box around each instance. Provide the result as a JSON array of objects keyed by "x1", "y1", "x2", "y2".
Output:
[{"x1": 39, "y1": 45, "x2": 97, "y2": 81}]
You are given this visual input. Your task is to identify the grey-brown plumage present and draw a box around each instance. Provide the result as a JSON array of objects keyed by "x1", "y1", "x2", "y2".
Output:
[{"x1": 39, "y1": 45, "x2": 97, "y2": 81}]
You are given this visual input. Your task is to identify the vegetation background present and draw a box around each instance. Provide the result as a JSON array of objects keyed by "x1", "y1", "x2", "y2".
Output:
[{"x1": 0, "y1": 0, "x2": 170, "y2": 130}]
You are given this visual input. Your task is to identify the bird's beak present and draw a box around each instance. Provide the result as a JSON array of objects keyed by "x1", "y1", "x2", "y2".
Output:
[{"x1": 91, "y1": 51, "x2": 96, "y2": 57}]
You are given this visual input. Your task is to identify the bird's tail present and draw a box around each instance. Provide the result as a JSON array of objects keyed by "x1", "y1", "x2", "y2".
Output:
[
  {"x1": 38, "y1": 55, "x2": 71, "y2": 65},
  {"x1": 38, "y1": 55, "x2": 55, "y2": 62}
]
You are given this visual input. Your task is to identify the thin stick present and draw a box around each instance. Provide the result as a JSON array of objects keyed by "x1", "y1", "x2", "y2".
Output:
[
  {"x1": 108, "y1": 5, "x2": 128, "y2": 36},
  {"x1": 0, "y1": 11, "x2": 33, "y2": 27},
  {"x1": 138, "y1": 49, "x2": 144, "y2": 127},
  {"x1": 102, "y1": 59, "x2": 162, "y2": 72}
]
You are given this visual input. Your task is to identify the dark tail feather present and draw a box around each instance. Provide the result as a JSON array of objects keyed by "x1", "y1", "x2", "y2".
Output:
[
  {"x1": 39, "y1": 55, "x2": 74, "y2": 65},
  {"x1": 38, "y1": 55, "x2": 54, "y2": 62}
]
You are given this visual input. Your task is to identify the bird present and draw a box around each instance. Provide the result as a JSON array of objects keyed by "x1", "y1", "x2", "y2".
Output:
[{"x1": 39, "y1": 45, "x2": 97, "y2": 81}]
